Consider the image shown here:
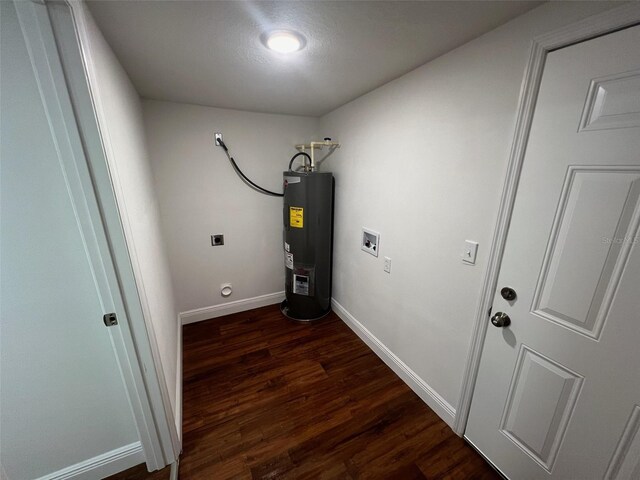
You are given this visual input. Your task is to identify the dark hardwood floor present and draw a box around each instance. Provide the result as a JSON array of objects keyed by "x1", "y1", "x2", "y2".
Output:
[{"x1": 109, "y1": 305, "x2": 498, "y2": 479}]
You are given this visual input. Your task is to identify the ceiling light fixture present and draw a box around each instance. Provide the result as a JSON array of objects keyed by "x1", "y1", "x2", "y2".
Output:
[{"x1": 262, "y1": 30, "x2": 306, "y2": 54}]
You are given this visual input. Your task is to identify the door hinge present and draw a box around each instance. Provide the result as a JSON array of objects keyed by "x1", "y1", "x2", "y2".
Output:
[{"x1": 103, "y1": 312, "x2": 118, "y2": 327}]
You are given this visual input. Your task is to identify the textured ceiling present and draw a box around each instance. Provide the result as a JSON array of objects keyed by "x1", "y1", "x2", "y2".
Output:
[{"x1": 87, "y1": 1, "x2": 542, "y2": 117}]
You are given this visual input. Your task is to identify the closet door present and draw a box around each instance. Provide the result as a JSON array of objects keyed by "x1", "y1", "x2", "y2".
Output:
[
  {"x1": 465, "y1": 24, "x2": 640, "y2": 480},
  {"x1": 1, "y1": 1, "x2": 142, "y2": 477}
]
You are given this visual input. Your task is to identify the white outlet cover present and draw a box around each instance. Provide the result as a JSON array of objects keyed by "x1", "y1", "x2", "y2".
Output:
[
  {"x1": 462, "y1": 240, "x2": 478, "y2": 265},
  {"x1": 384, "y1": 256, "x2": 391, "y2": 273}
]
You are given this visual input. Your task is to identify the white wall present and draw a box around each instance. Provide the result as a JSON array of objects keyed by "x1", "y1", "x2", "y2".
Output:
[
  {"x1": 75, "y1": 5, "x2": 181, "y2": 428},
  {"x1": 142, "y1": 100, "x2": 318, "y2": 316},
  {"x1": 319, "y1": 1, "x2": 618, "y2": 415}
]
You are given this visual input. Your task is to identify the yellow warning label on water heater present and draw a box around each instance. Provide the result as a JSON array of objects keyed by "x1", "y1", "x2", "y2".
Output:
[{"x1": 290, "y1": 207, "x2": 304, "y2": 228}]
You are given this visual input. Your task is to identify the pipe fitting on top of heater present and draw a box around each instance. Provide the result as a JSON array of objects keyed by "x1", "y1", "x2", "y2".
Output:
[{"x1": 294, "y1": 137, "x2": 340, "y2": 172}]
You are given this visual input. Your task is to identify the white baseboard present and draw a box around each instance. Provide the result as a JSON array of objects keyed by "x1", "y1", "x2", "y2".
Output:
[
  {"x1": 175, "y1": 316, "x2": 183, "y2": 446},
  {"x1": 179, "y1": 291, "x2": 285, "y2": 325},
  {"x1": 331, "y1": 299, "x2": 457, "y2": 428},
  {"x1": 35, "y1": 442, "x2": 144, "y2": 480}
]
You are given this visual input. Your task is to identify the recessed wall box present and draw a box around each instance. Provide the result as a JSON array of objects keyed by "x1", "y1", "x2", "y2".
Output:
[{"x1": 362, "y1": 228, "x2": 380, "y2": 257}]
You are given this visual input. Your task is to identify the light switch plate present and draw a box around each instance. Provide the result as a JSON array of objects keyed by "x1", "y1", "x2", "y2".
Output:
[{"x1": 462, "y1": 240, "x2": 478, "y2": 265}]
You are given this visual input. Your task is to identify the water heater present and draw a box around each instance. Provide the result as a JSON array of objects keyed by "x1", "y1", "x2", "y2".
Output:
[
  {"x1": 215, "y1": 133, "x2": 338, "y2": 321},
  {"x1": 280, "y1": 171, "x2": 334, "y2": 321}
]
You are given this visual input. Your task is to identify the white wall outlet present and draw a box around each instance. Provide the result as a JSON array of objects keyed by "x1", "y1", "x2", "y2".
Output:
[
  {"x1": 384, "y1": 256, "x2": 391, "y2": 273},
  {"x1": 462, "y1": 240, "x2": 479, "y2": 265},
  {"x1": 362, "y1": 228, "x2": 380, "y2": 257}
]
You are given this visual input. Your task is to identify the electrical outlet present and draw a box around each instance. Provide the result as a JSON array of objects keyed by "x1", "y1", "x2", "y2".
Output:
[
  {"x1": 214, "y1": 132, "x2": 223, "y2": 146},
  {"x1": 211, "y1": 234, "x2": 224, "y2": 246},
  {"x1": 384, "y1": 257, "x2": 391, "y2": 273}
]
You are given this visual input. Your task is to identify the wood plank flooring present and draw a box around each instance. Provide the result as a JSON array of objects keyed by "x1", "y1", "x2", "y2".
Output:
[{"x1": 109, "y1": 305, "x2": 498, "y2": 479}]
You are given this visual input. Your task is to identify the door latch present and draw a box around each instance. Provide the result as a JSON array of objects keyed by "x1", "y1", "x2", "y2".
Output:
[
  {"x1": 103, "y1": 312, "x2": 118, "y2": 327},
  {"x1": 490, "y1": 311, "x2": 511, "y2": 328}
]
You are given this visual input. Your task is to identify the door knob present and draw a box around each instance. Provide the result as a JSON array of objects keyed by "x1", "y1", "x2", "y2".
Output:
[
  {"x1": 491, "y1": 312, "x2": 511, "y2": 328},
  {"x1": 500, "y1": 287, "x2": 517, "y2": 301}
]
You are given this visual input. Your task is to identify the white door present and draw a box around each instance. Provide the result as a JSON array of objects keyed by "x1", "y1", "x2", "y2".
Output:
[
  {"x1": 465, "y1": 25, "x2": 640, "y2": 479},
  {"x1": 1, "y1": 1, "x2": 143, "y2": 477}
]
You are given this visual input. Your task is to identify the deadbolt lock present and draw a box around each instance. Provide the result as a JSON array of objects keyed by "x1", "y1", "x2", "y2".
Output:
[{"x1": 500, "y1": 286, "x2": 517, "y2": 301}]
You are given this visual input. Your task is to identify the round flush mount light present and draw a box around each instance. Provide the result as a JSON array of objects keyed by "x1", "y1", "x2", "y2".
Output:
[{"x1": 262, "y1": 30, "x2": 306, "y2": 54}]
